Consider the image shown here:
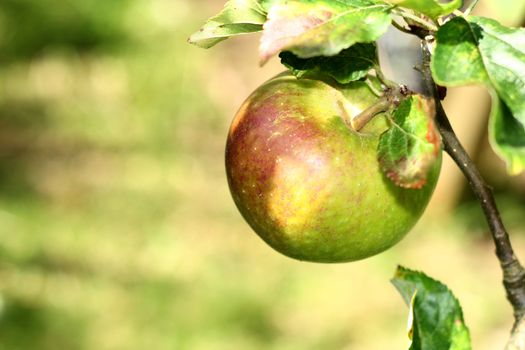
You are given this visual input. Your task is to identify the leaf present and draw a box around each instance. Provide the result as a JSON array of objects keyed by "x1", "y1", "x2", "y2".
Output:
[
  {"x1": 387, "y1": 0, "x2": 462, "y2": 20},
  {"x1": 392, "y1": 266, "x2": 472, "y2": 350},
  {"x1": 188, "y1": 0, "x2": 267, "y2": 48},
  {"x1": 378, "y1": 95, "x2": 441, "y2": 189},
  {"x1": 432, "y1": 16, "x2": 525, "y2": 123},
  {"x1": 489, "y1": 94, "x2": 525, "y2": 175},
  {"x1": 260, "y1": 0, "x2": 392, "y2": 64},
  {"x1": 279, "y1": 43, "x2": 378, "y2": 84},
  {"x1": 431, "y1": 16, "x2": 525, "y2": 173}
]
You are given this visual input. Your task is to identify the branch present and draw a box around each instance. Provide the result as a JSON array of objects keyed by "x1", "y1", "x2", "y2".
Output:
[
  {"x1": 419, "y1": 40, "x2": 525, "y2": 326},
  {"x1": 507, "y1": 317, "x2": 525, "y2": 350}
]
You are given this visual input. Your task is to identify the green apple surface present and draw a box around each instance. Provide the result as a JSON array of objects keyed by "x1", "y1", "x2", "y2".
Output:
[{"x1": 225, "y1": 74, "x2": 440, "y2": 263}]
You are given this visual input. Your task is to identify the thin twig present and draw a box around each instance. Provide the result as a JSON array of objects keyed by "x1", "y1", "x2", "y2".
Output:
[{"x1": 419, "y1": 39, "x2": 525, "y2": 325}]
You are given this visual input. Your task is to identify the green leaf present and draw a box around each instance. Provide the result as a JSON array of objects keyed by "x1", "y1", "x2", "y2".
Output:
[
  {"x1": 392, "y1": 266, "x2": 472, "y2": 350},
  {"x1": 378, "y1": 95, "x2": 441, "y2": 189},
  {"x1": 489, "y1": 94, "x2": 525, "y2": 175},
  {"x1": 260, "y1": 0, "x2": 392, "y2": 64},
  {"x1": 431, "y1": 16, "x2": 525, "y2": 173},
  {"x1": 388, "y1": 0, "x2": 462, "y2": 20},
  {"x1": 279, "y1": 43, "x2": 378, "y2": 84},
  {"x1": 188, "y1": 0, "x2": 267, "y2": 48}
]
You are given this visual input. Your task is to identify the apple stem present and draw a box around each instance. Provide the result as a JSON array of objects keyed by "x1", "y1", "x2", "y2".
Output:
[
  {"x1": 420, "y1": 39, "x2": 525, "y2": 331},
  {"x1": 351, "y1": 85, "x2": 410, "y2": 131},
  {"x1": 350, "y1": 96, "x2": 391, "y2": 131}
]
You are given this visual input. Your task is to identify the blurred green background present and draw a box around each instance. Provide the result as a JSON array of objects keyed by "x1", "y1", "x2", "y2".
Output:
[{"x1": 0, "y1": 1, "x2": 524, "y2": 349}]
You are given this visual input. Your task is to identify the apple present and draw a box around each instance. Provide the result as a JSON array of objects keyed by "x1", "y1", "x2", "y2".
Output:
[{"x1": 225, "y1": 73, "x2": 440, "y2": 263}]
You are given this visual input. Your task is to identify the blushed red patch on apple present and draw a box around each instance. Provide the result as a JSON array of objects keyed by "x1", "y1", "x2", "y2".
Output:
[{"x1": 226, "y1": 88, "x2": 328, "y2": 229}]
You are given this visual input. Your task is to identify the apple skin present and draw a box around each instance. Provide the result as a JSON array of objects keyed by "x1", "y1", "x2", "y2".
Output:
[{"x1": 225, "y1": 73, "x2": 441, "y2": 263}]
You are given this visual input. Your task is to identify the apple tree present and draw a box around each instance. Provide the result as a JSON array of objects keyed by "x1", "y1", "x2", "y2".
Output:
[{"x1": 189, "y1": 0, "x2": 525, "y2": 348}]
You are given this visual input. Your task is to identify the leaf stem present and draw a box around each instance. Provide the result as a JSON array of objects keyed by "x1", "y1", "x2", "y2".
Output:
[
  {"x1": 365, "y1": 78, "x2": 383, "y2": 97},
  {"x1": 464, "y1": 0, "x2": 480, "y2": 17},
  {"x1": 374, "y1": 65, "x2": 397, "y2": 90},
  {"x1": 391, "y1": 19, "x2": 414, "y2": 35},
  {"x1": 419, "y1": 39, "x2": 525, "y2": 327},
  {"x1": 393, "y1": 9, "x2": 438, "y2": 32}
]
